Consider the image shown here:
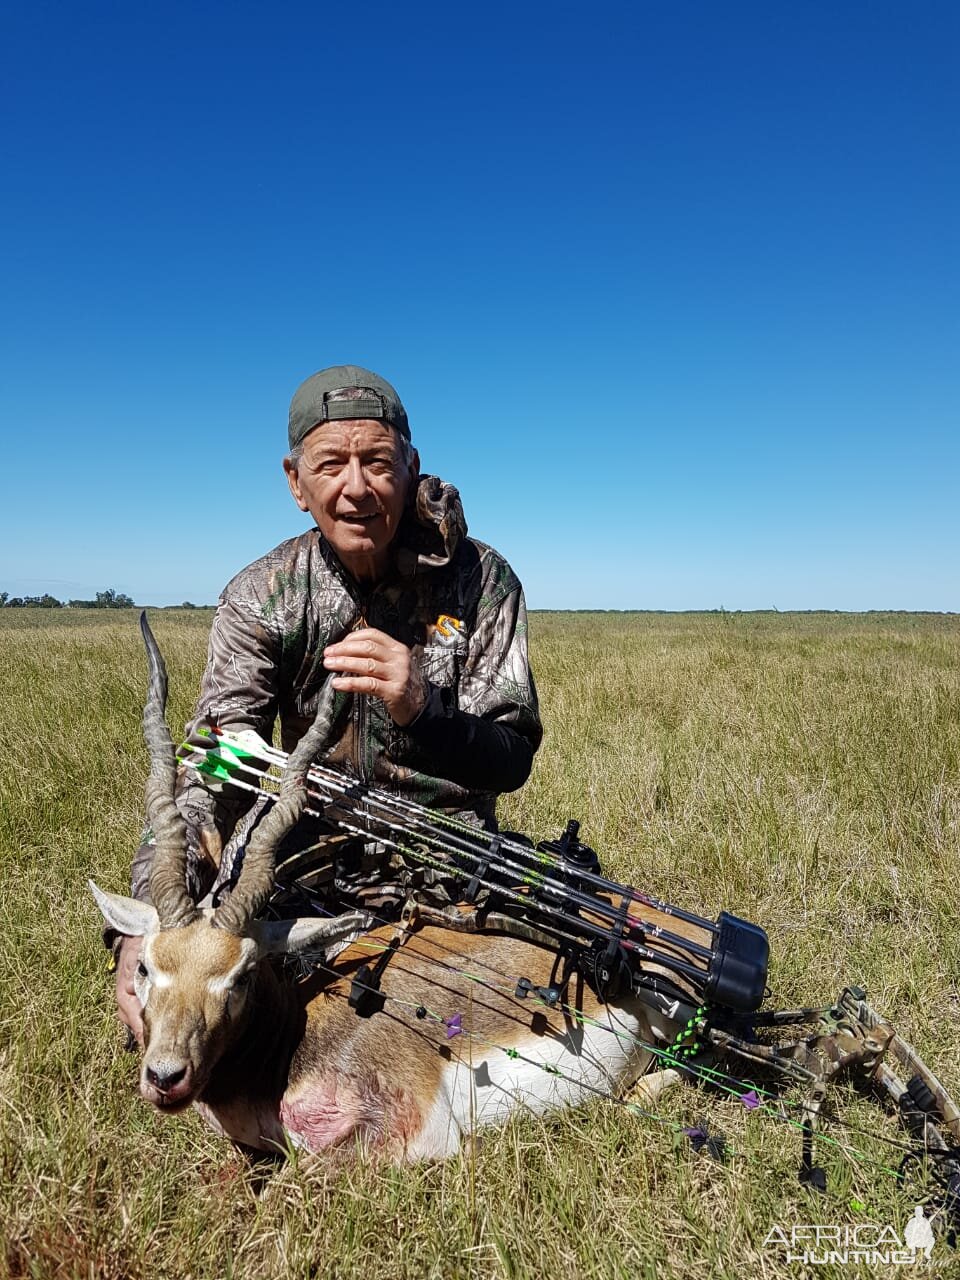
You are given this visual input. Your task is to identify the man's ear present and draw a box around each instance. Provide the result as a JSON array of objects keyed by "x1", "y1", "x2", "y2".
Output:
[{"x1": 283, "y1": 456, "x2": 309, "y2": 512}]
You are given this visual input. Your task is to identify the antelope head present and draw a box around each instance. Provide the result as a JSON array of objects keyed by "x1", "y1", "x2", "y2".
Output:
[{"x1": 92, "y1": 613, "x2": 367, "y2": 1111}]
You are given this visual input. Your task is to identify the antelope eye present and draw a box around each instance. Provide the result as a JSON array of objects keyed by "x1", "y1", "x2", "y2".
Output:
[
  {"x1": 233, "y1": 972, "x2": 250, "y2": 990},
  {"x1": 136, "y1": 962, "x2": 148, "y2": 979}
]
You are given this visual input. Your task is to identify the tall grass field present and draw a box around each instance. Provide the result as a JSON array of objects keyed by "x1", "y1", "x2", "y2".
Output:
[{"x1": 1, "y1": 608, "x2": 958, "y2": 1278}]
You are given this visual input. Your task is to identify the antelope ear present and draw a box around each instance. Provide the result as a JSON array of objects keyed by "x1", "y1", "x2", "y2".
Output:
[
  {"x1": 89, "y1": 880, "x2": 159, "y2": 937},
  {"x1": 249, "y1": 911, "x2": 371, "y2": 957}
]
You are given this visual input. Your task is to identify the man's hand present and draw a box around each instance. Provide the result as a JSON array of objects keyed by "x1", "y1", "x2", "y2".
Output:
[
  {"x1": 323, "y1": 628, "x2": 428, "y2": 727},
  {"x1": 115, "y1": 935, "x2": 145, "y2": 1047}
]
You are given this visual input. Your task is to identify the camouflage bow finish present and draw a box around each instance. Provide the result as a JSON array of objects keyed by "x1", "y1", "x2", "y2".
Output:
[{"x1": 707, "y1": 985, "x2": 960, "y2": 1203}]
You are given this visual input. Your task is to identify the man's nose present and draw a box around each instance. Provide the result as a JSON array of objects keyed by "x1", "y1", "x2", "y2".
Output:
[{"x1": 342, "y1": 456, "x2": 369, "y2": 499}]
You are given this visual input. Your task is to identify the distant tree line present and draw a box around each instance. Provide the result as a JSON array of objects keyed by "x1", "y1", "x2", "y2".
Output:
[{"x1": 1, "y1": 588, "x2": 135, "y2": 609}]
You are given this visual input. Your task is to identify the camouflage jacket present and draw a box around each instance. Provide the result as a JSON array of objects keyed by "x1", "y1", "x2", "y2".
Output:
[{"x1": 131, "y1": 475, "x2": 541, "y2": 904}]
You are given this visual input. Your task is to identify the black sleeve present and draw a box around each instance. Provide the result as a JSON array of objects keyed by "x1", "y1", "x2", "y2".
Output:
[{"x1": 403, "y1": 683, "x2": 535, "y2": 793}]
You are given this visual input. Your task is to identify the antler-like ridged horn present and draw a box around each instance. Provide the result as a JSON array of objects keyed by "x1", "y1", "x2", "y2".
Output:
[
  {"x1": 212, "y1": 678, "x2": 338, "y2": 935},
  {"x1": 140, "y1": 612, "x2": 199, "y2": 929}
]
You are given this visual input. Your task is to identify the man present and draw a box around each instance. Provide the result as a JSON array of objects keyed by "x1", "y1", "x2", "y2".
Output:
[{"x1": 115, "y1": 365, "x2": 542, "y2": 1039}]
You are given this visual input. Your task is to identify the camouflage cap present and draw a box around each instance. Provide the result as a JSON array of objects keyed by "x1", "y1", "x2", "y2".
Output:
[{"x1": 288, "y1": 365, "x2": 410, "y2": 450}]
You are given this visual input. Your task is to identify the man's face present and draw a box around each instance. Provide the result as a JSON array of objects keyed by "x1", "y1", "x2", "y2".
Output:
[{"x1": 284, "y1": 419, "x2": 418, "y2": 582}]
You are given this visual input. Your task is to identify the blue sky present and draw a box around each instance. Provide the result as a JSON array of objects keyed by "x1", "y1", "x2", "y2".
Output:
[{"x1": 1, "y1": 1, "x2": 956, "y2": 610}]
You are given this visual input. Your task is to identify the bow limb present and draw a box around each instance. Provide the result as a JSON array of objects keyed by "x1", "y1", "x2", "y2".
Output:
[{"x1": 835, "y1": 987, "x2": 960, "y2": 1149}]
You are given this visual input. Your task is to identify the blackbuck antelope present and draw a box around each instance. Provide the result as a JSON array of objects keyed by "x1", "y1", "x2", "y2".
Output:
[{"x1": 92, "y1": 618, "x2": 683, "y2": 1160}]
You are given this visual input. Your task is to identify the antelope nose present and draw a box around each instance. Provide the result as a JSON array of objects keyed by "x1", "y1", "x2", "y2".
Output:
[{"x1": 146, "y1": 1063, "x2": 187, "y2": 1092}]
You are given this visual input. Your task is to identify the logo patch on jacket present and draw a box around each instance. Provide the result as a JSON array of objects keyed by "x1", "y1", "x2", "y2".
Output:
[{"x1": 427, "y1": 614, "x2": 466, "y2": 644}]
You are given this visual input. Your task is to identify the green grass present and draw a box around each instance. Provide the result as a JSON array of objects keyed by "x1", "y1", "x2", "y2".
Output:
[{"x1": 1, "y1": 608, "x2": 959, "y2": 1278}]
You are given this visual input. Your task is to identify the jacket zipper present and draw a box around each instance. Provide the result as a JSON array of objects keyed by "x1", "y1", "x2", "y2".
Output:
[
  {"x1": 354, "y1": 609, "x2": 369, "y2": 781},
  {"x1": 355, "y1": 688, "x2": 368, "y2": 781}
]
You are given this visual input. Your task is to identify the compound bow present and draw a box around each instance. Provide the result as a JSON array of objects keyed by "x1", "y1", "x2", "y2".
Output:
[{"x1": 184, "y1": 727, "x2": 960, "y2": 1235}]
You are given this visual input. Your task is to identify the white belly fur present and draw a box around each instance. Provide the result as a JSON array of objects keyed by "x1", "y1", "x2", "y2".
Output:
[
  {"x1": 407, "y1": 1004, "x2": 651, "y2": 1160},
  {"x1": 195, "y1": 1098, "x2": 287, "y2": 1152}
]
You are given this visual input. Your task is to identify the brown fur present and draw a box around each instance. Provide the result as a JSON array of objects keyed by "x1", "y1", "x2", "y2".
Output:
[
  {"x1": 294, "y1": 927, "x2": 611, "y2": 1080},
  {"x1": 283, "y1": 925, "x2": 659, "y2": 1132}
]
